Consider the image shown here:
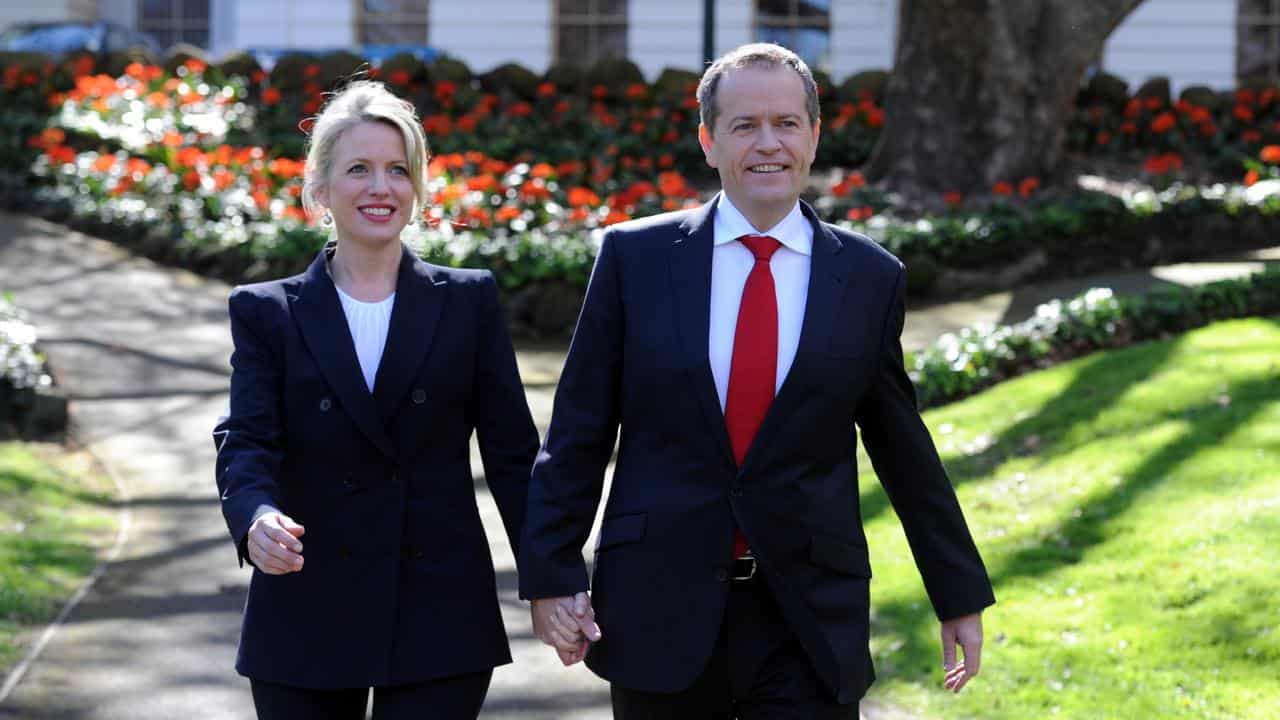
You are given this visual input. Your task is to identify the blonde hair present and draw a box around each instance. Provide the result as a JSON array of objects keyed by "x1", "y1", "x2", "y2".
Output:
[{"x1": 302, "y1": 80, "x2": 430, "y2": 220}]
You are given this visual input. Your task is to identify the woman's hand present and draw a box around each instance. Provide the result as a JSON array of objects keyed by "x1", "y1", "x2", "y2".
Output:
[{"x1": 247, "y1": 511, "x2": 306, "y2": 574}]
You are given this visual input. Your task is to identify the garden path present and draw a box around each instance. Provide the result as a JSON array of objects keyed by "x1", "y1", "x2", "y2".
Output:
[{"x1": 0, "y1": 211, "x2": 1274, "y2": 719}]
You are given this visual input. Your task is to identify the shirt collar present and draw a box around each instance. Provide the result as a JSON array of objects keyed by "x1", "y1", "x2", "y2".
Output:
[{"x1": 713, "y1": 192, "x2": 813, "y2": 256}]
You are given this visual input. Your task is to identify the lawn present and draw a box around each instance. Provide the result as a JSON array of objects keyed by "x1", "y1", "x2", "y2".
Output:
[
  {"x1": 861, "y1": 317, "x2": 1280, "y2": 718},
  {"x1": 0, "y1": 442, "x2": 118, "y2": 669}
]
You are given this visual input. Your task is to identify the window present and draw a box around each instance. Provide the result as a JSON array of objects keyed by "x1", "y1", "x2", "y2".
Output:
[
  {"x1": 359, "y1": 0, "x2": 428, "y2": 45},
  {"x1": 1239, "y1": 0, "x2": 1280, "y2": 84},
  {"x1": 755, "y1": 0, "x2": 831, "y2": 72},
  {"x1": 556, "y1": 0, "x2": 628, "y2": 65},
  {"x1": 137, "y1": 0, "x2": 210, "y2": 49}
]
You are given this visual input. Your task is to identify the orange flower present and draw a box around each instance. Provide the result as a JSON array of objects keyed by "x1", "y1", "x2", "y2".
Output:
[
  {"x1": 162, "y1": 131, "x2": 183, "y2": 147},
  {"x1": 183, "y1": 170, "x2": 202, "y2": 191},
  {"x1": 465, "y1": 175, "x2": 497, "y2": 192},
  {"x1": 262, "y1": 87, "x2": 281, "y2": 105},
  {"x1": 92, "y1": 154, "x2": 116, "y2": 172},
  {"x1": 992, "y1": 181, "x2": 1013, "y2": 196},
  {"x1": 603, "y1": 209, "x2": 631, "y2": 226},
  {"x1": 252, "y1": 190, "x2": 270, "y2": 210},
  {"x1": 537, "y1": 82, "x2": 556, "y2": 98},
  {"x1": 1261, "y1": 145, "x2": 1280, "y2": 164},
  {"x1": 495, "y1": 206, "x2": 521, "y2": 223},
  {"x1": 184, "y1": 58, "x2": 207, "y2": 74},
  {"x1": 1018, "y1": 177, "x2": 1040, "y2": 198},
  {"x1": 530, "y1": 162, "x2": 554, "y2": 179},
  {"x1": 1244, "y1": 169, "x2": 1260, "y2": 187},
  {"x1": 213, "y1": 169, "x2": 236, "y2": 190},
  {"x1": 567, "y1": 186, "x2": 601, "y2": 207},
  {"x1": 72, "y1": 55, "x2": 95, "y2": 77},
  {"x1": 1234, "y1": 105, "x2": 1255, "y2": 124},
  {"x1": 125, "y1": 62, "x2": 146, "y2": 79},
  {"x1": 40, "y1": 127, "x2": 66, "y2": 146},
  {"x1": 147, "y1": 91, "x2": 171, "y2": 109},
  {"x1": 45, "y1": 145, "x2": 77, "y2": 165},
  {"x1": 626, "y1": 83, "x2": 647, "y2": 100}
]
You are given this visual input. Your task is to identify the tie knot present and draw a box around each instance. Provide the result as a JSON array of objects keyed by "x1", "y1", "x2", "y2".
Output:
[{"x1": 739, "y1": 234, "x2": 781, "y2": 262}]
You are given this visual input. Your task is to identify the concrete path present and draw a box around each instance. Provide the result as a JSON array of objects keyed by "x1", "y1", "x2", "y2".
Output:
[{"x1": 0, "y1": 209, "x2": 1274, "y2": 718}]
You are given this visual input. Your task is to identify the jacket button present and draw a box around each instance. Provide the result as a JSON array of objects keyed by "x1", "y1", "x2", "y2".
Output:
[
  {"x1": 414, "y1": 548, "x2": 425, "y2": 559},
  {"x1": 411, "y1": 389, "x2": 427, "y2": 404},
  {"x1": 319, "y1": 397, "x2": 332, "y2": 412},
  {"x1": 715, "y1": 569, "x2": 728, "y2": 582}
]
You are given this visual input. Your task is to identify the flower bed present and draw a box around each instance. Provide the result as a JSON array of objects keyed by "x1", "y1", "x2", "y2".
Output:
[
  {"x1": 0, "y1": 294, "x2": 64, "y2": 439},
  {"x1": 909, "y1": 266, "x2": 1280, "y2": 408}
]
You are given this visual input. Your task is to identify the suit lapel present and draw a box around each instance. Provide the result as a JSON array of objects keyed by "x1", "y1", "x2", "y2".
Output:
[
  {"x1": 740, "y1": 201, "x2": 855, "y2": 473},
  {"x1": 288, "y1": 250, "x2": 397, "y2": 460},
  {"x1": 372, "y1": 245, "x2": 446, "y2": 424},
  {"x1": 670, "y1": 197, "x2": 737, "y2": 471}
]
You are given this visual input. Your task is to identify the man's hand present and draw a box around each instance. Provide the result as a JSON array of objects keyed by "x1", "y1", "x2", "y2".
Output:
[
  {"x1": 531, "y1": 592, "x2": 602, "y2": 666},
  {"x1": 246, "y1": 511, "x2": 305, "y2": 574},
  {"x1": 940, "y1": 612, "x2": 983, "y2": 692}
]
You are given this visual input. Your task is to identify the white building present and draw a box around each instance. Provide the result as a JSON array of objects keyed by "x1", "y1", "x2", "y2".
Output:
[{"x1": 0, "y1": 1, "x2": 1271, "y2": 91}]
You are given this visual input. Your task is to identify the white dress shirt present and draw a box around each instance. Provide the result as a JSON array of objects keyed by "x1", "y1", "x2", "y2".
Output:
[
  {"x1": 708, "y1": 193, "x2": 812, "y2": 411},
  {"x1": 335, "y1": 286, "x2": 395, "y2": 393}
]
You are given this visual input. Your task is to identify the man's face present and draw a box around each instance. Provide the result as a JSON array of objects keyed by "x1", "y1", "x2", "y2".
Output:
[{"x1": 699, "y1": 66, "x2": 819, "y2": 227}]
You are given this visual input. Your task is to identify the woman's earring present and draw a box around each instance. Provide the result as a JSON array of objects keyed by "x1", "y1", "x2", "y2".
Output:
[{"x1": 321, "y1": 211, "x2": 333, "y2": 226}]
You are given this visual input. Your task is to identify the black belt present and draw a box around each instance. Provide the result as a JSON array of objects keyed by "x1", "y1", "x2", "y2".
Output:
[{"x1": 731, "y1": 555, "x2": 757, "y2": 581}]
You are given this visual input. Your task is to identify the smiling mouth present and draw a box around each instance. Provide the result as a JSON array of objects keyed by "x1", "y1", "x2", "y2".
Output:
[
  {"x1": 748, "y1": 164, "x2": 786, "y2": 173},
  {"x1": 359, "y1": 206, "x2": 394, "y2": 218}
]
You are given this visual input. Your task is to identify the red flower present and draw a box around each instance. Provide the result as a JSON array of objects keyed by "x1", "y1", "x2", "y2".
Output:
[
  {"x1": 603, "y1": 209, "x2": 631, "y2": 226},
  {"x1": 992, "y1": 181, "x2": 1013, "y2": 196},
  {"x1": 506, "y1": 101, "x2": 533, "y2": 118},
  {"x1": 591, "y1": 84, "x2": 608, "y2": 99},
  {"x1": 845, "y1": 206, "x2": 874, "y2": 221},
  {"x1": 1149, "y1": 112, "x2": 1176, "y2": 134},
  {"x1": 1143, "y1": 152, "x2": 1183, "y2": 175},
  {"x1": 262, "y1": 87, "x2": 281, "y2": 105},
  {"x1": 1018, "y1": 177, "x2": 1040, "y2": 198},
  {"x1": 495, "y1": 206, "x2": 521, "y2": 223},
  {"x1": 72, "y1": 55, "x2": 95, "y2": 77},
  {"x1": 1236, "y1": 88, "x2": 1256, "y2": 106},
  {"x1": 1198, "y1": 121, "x2": 1217, "y2": 138},
  {"x1": 942, "y1": 191, "x2": 963, "y2": 207},
  {"x1": 435, "y1": 80, "x2": 457, "y2": 102},
  {"x1": 1245, "y1": 170, "x2": 1260, "y2": 187},
  {"x1": 568, "y1": 186, "x2": 601, "y2": 207},
  {"x1": 389, "y1": 69, "x2": 411, "y2": 86},
  {"x1": 304, "y1": 64, "x2": 320, "y2": 79},
  {"x1": 184, "y1": 58, "x2": 207, "y2": 74},
  {"x1": 626, "y1": 83, "x2": 647, "y2": 100},
  {"x1": 1142, "y1": 96, "x2": 1163, "y2": 110},
  {"x1": 1234, "y1": 105, "x2": 1255, "y2": 124},
  {"x1": 1096, "y1": 131, "x2": 1112, "y2": 146},
  {"x1": 863, "y1": 107, "x2": 884, "y2": 128},
  {"x1": 1120, "y1": 122, "x2": 1138, "y2": 135},
  {"x1": 1261, "y1": 145, "x2": 1280, "y2": 164},
  {"x1": 1243, "y1": 130, "x2": 1262, "y2": 143},
  {"x1": 537, "y1": 81, "x2": 556, "y2": 97}
]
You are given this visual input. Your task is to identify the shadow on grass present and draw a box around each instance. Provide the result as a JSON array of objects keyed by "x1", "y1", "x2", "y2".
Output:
[
  {"x1": 867, "y1": 357, "x2": 1279, "y2": 692},
  {"x1": 859, "y1": 332, "x2": 1184, "y2": 526}
]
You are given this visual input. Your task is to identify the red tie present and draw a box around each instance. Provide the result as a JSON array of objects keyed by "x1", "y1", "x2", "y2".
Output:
[{"x1": 725, "y1": 234, "x2": 781, "y2": 559}]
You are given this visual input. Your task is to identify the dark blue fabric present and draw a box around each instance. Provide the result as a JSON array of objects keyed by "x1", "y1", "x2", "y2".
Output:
[
  {"x1": 519, "y1": 199, "x2": 995, "y2": 704},
  {"x1": 215, "y1": 245, "x2": 538, "y2": 688}
]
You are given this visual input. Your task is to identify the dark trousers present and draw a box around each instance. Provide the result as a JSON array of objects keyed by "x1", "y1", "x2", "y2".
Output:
[
  {"x1": 610, "y1": 576, "x2": 858, "y2": 720},
  {"x1": 249, "y1": 669, "x2": 492, "y2": 720}
]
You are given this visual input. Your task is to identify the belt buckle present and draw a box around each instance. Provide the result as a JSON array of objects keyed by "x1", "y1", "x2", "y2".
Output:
[{"x1": 732, "y1": 554, "x2": 757, "y2": 581}]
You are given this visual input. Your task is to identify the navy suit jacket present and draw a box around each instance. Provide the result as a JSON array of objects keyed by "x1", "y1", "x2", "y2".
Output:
[
  {"x1": 519, "y1": 197, "x2": 994, "y2": 704},
  {"x1": 214, "y1": 244, "x2": 538, "y2": 689}
]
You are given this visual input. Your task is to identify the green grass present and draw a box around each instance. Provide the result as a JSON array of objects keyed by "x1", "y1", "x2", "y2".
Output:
[
  {"x1": 0, "y1": 442, "x2": 117, "y2": 668},
  {"x1": 861, "y1": 317, "x2": 1280, "y2": 719}
]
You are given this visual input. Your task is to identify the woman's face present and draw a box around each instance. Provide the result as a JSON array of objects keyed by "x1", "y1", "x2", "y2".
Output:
[{"x1": 316, "y1": 120, "x2": 417, "y2": 249}]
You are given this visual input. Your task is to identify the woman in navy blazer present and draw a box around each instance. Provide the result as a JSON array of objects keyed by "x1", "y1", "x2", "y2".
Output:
[{"x1": 213, "y1": 81, "x2": 538, "y2": 719}]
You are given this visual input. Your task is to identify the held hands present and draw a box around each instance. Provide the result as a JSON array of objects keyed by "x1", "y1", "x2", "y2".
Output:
[
  {"x1": 531, "y1": 592, "x2": 602, "y2": 666},
  {"x1": 246, "y1": 511, "x2": 305, "y2": 574},
  {"x1": 940, "y1": 612, "x2": 983, "y2": 692}
]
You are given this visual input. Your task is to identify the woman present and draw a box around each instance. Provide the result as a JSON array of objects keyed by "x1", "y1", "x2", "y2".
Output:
[{"x1": 213, "y1": 81, "x2": 539, "y2": 719}]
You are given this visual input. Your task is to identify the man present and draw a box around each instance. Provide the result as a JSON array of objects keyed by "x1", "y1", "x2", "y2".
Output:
[{"x1": 519, "y1": 43, "x2": 995, "y2": 717}]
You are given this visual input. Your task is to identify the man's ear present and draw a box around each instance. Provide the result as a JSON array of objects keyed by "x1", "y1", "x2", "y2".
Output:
[
  {"x1": 698, "y1": 124, "x2": 717, "y2": 169},
  {"x1": 810, "y1": 118, "x2": 821, "y2": 163}
]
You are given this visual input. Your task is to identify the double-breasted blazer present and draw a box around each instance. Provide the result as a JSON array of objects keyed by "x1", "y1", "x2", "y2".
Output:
[
  {"x1": 214, "y1": 244, "x2": 538, "y2": 689},
  {"x1": 518, "y1": 197, "x2": 995, "y2": 704}
]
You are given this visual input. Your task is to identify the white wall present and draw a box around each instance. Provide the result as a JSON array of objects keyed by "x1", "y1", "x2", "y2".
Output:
[
  {"x1": 715, "y1": 0, "x2": 752, "y2": 58},
  {"x1": 228, "y1": 0, "x2": 353, "y2": 53},
  {"x1": 0, "y1": 0, "x2": 95, "y2": 28},
  {"x1": 1104, "y1": 0, "x2": 1237, "y2": 91},
  {"x1": 830, "y1": 0, "x2": 896, "y2": 79},
  {"x1": 97, "y1": 0, "x2": 133, "y2": 27},
  {"x1": 629, "y1": 0, "x2": 702, "y2": 78},
  {"x1": 430, "y1": 0, "x2": 551, "y2": 73}
]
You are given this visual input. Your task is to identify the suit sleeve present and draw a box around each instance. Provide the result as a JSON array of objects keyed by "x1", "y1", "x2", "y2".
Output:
[
  {"x1": 213, "y1": 289, "x2": 285, "y2": 567},
  {"x1": 471, "y1": 272, "x2": 540, "y2": 561},
  {"x1": 855, "y1": 268, "x2": 996, "y2": 621},
  {"x1": 518, "y1": 231, "x2": 624, "y2": 600}
]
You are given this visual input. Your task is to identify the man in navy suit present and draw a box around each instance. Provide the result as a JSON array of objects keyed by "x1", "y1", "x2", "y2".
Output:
[{"x1": 519, "y1": 43, "x2": 995, "y2": 717}]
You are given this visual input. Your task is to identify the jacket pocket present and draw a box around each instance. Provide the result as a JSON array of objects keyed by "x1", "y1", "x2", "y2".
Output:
[
  {"x1": 595, "y1": 512, "x2": 646, "y2": 552},
  {"x1": 809, "y1": 534, "x2": 871, "y2": 578}
]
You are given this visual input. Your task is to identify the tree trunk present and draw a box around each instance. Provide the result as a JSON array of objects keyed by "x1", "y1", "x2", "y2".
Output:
[{"x1": 866, "y1": 0, "x2": 1145, "y2": 204}]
